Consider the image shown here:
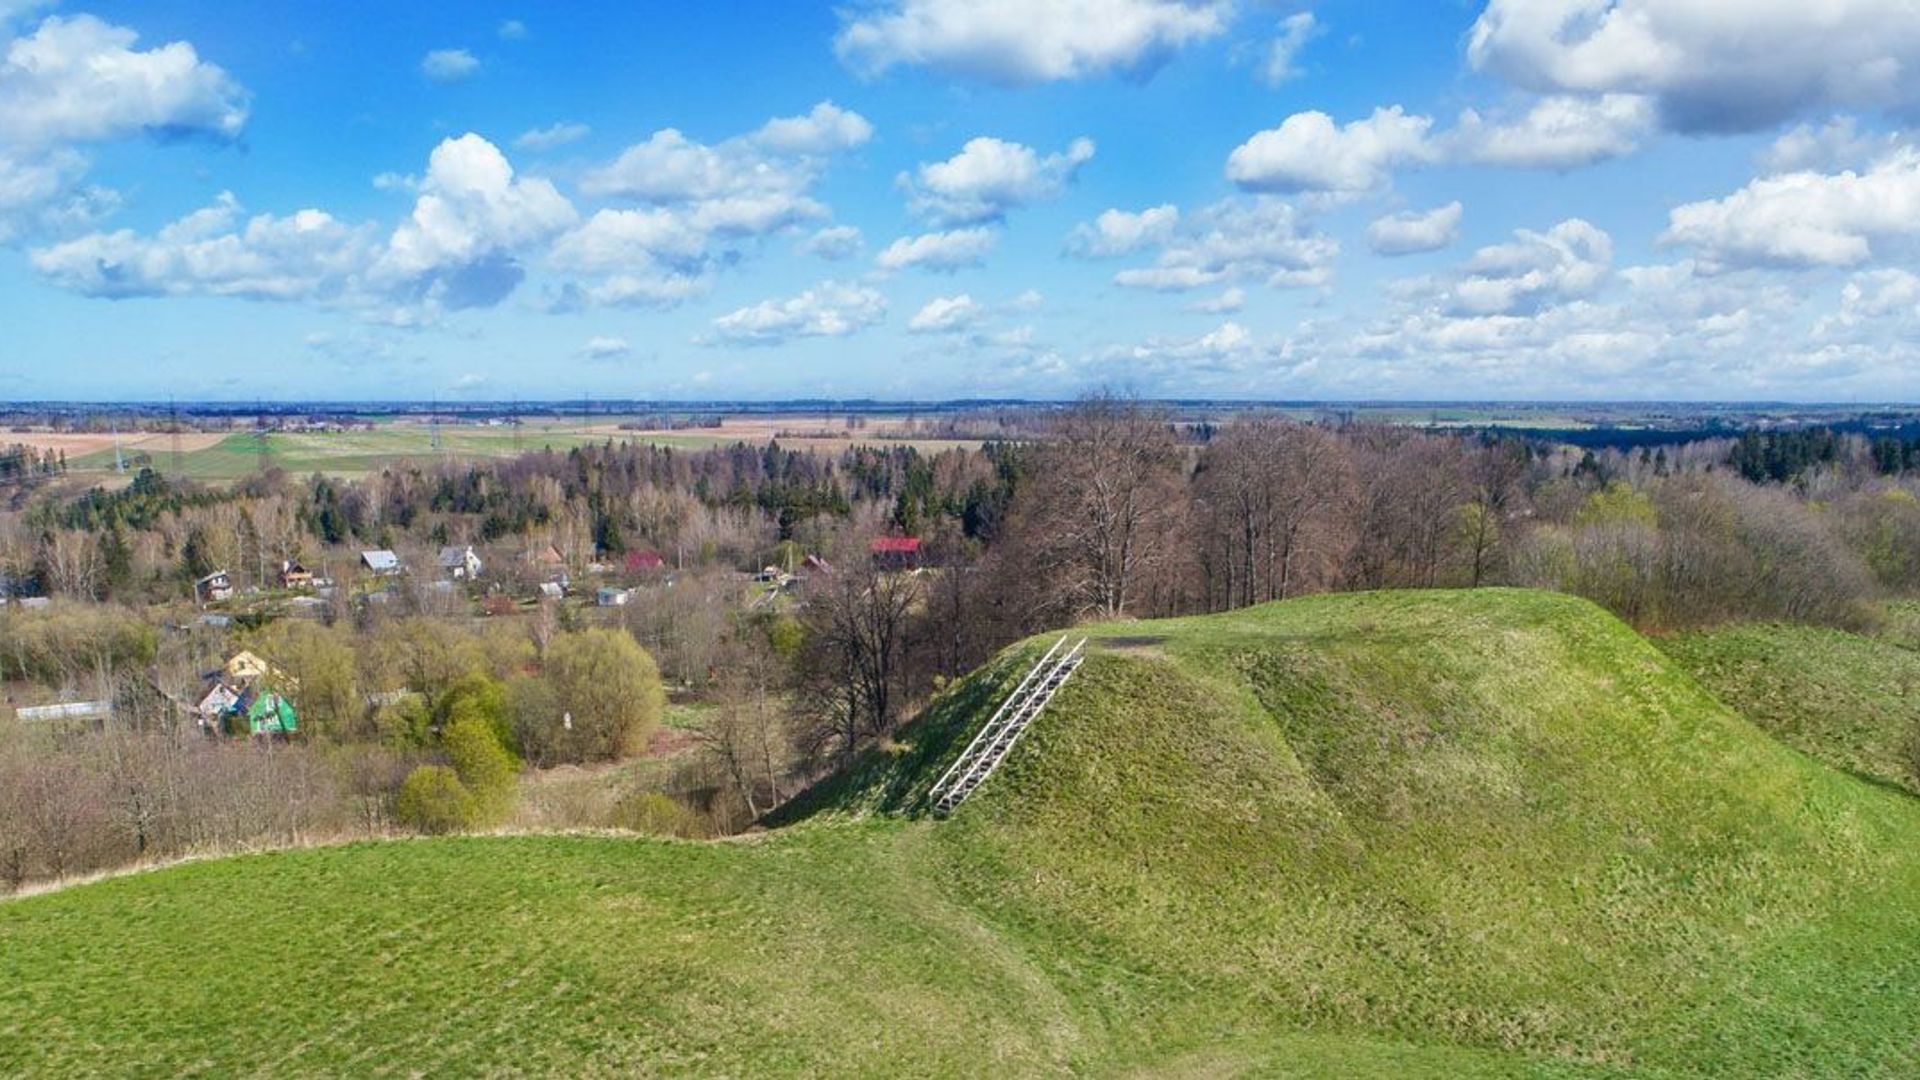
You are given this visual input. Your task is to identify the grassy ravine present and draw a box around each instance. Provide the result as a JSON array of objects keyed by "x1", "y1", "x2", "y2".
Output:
[
  {"x1": 1659, "y1": 622, "x2": 1920, "y2": 797},
  {"x1": 6, "y1": 590, "x2": 1920, "y2": 1076}
]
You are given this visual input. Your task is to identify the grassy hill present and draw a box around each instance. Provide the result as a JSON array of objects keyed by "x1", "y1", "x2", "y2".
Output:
[
  {"x1": 5, "y1": 590, "x2": 1920, "y2": 1076},
  {"x1": 1658, "y1": 622, "x2": 1920, "y2": 797}
]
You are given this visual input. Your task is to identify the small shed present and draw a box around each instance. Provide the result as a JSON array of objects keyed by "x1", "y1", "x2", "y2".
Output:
[
  {"x1": 361, "y1": 550, "x2": 403, "y2": 575},
  {"x1": 15, "y1": 700, "x2": 112, "y2": 724}
]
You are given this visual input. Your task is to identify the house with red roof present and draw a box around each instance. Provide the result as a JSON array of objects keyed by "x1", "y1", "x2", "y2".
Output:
[
  {"x1": 625, "y1": 549, "x2": 667, "y2": 575},
  {"x1": 870, "y1": 535, "x2": 922, "y2": 570}
]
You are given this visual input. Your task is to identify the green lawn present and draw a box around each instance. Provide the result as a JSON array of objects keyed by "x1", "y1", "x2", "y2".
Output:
[
  {"x1": 1659, "y1": 621, "x2": 1920, "y2": 796},
  {"x1": 70, "y1": 427, "x2": 649, "y2": 481},
  {"x1": 5, "y1": 590, "x2": 1920, "y2": 1075},
  {"x1": 65, "y1": 424, "x2": 973, "y2": 482}
]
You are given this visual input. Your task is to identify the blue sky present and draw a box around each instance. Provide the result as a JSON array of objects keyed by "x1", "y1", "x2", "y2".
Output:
[{"x1": 4, "y1": 1, "x2": 1920, "y2": 401}]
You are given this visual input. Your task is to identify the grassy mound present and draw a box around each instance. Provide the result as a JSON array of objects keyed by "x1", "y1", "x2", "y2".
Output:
[
  {"x1": 1659, "y1": 622, "x2": 1920, "y2": 796},
  {"x1": 6, "y1": 590, "x2": 1920, "y2": 1076}
]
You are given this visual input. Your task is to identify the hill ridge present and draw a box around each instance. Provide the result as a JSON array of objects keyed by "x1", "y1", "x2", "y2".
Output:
[{"x1": 7, "y1": 588, "x2": 1920, "y2": 1076}]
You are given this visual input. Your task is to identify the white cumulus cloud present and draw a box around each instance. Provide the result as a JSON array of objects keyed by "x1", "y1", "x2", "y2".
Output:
[
  {"x1": 903, "y1": 135, "x2": 1095, "y2": 224},
  {"x1": 514, "y1": 122, "x2": 589, "y2": 152},
  {"x1": 1189, "y1": 286, "x2": 1245, "y2": 313},
  {"x1": 1226, "y1": 106, "x2": 1433, "y2": 194},
  {"x1": 421, "y1": 48, "x2": 479, "y2": 83},
  {"x1": 30, "y1": 191, "x2": 373, "y2": 300},
  {"x1": 1108, "y1": 197, "x2": 1338, "y2": 291},
  {"x1": 1367, "y1": 202, "x2": 1463, "y2": 256},
  {"x1": 750, "y1": 101, "x2": 875, "y2": 155},
  {"x1": 1663, "y1": 148, "x2": 1920, "y2": 270},
  {"x1": 422, "y1": 48, "x2": 480, "y2": 83},
  {"x1": 579, "y1": 335, "x2": 631, "y2": 359},
  {"x1": 1446, "y1": 217, "x2": 1611, "y2": 315},
  {"x1": 835, "y1": 0, "x2": 1228, "y2": 84},
  {"x1": 377, "y1": 133, "x2": 576, "y2": 308},
  {"x1": 876, "y1": 227, "x2": 999, "y2": 271},
  {"x1": 0, "y1": 14, "x2": 248, "y2": 146},
  {"x1": 1450, "y1": 94, "x2": 1654, "y2": 168},
  {"x1": 707, "y1": 280, "x2": 885, "y2": 345},
  {"x1": 1066, "y1": 204, "x2": 1179, "y2": 257},
  {"x1": 1259, "y1": 12, "x2": 1320, "y2": 86},
  {"x1": 802, "y1": 224, "x2": 863, "y2": 260},
  {"x1": 559, "y1": 103, "x2": 871, "y2": 307},
  {"x1": 0, "y1": 14, "x2": 249, "y2": 240},
  {"x1": 908, "y1": 293, "x2": 984, "y2": 332},
  {"x1": 1467, "y1": 0, "x2": 1920, "y2": 133}
]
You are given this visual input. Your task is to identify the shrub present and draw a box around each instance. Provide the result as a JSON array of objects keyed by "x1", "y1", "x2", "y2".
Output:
[
  {"x1": 437, "y1": 674, "x2": 516, "y2": 757},
  {"x1": 542, "y1": 629, "x2": 666, "y2": 763},
  {"x1": 442, "y1": 715, "x2": 517, "y2": 826},
  {"x1": 611, "y1": 792, "x2": 710, "y2": 839},
  {"x1": 372, "y1": 694, "x2": 433, "y2": 748},
  {"x1": 394, "y1": 766, "x2": 475, "y2": 834},
  {"x1": 507, "y1": 675, "x2": 563, "y2": 768}
]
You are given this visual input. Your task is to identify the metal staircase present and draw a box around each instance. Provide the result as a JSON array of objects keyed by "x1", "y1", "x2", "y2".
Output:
[{"x1": 930, "y1": 635, "x2": 1087, "y2": 816}]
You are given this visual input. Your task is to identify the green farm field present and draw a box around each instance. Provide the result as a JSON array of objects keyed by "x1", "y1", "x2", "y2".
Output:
[
  {"x1": 5, "y1": 590, "x2": 1920, "y2": 1075},
  {"x1": 59, "y1": 417, "x2": 983, "y2": 482}
]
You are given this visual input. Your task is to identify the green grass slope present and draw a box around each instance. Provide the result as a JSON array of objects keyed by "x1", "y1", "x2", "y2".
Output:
[
  {"x1": 6, "y1": 590, "x2": 1920, "y2": 1076},
  {"x1": 1659, "y1": 622, "x2": 1920, "y2": 796}
]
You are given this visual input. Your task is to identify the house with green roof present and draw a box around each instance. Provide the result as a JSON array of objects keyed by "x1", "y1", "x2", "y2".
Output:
[{"x1": 227, "y1": 687, "x2": 298, "y2": 737}]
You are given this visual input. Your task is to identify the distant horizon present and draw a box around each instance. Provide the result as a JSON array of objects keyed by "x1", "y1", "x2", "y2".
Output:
[{"x1": 7, "y1": 398, "x2": 1920, "y2": 412}]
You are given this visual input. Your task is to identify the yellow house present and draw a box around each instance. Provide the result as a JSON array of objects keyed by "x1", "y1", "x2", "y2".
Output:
[
  {"x1": 223, "y1": 650, "x2": 298, "y2": 690},
  {"x1": 225, "y1": 650, "x2": 271, "y2": 681}
]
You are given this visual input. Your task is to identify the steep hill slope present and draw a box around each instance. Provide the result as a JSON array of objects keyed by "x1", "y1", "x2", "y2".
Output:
[
  {"x1": 1659, "y1": 622, "x2": 1920, "y2": 796},
  {"x1": 5, "y1": 590, "x2": 1920, "y2": 1076}
]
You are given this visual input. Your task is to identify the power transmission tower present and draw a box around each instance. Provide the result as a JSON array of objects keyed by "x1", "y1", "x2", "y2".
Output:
[
  {"x1": 255, "y1": 398, "x2": 270, "y2": 474},
  {"x1": 168, "y1": 396, "x2": 183, "y2": 477}
]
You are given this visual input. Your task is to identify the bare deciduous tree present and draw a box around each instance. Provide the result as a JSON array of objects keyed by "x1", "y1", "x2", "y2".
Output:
[
  {"x1": 797, "y1": 547, "x2": 919, "y2": 766},
  {"x1": 1011, "y1": 394, "x2": 1185, "y2": 621},
  {"x1": 1196, "y1": 419, "x2": 1356, "y2": 608}
]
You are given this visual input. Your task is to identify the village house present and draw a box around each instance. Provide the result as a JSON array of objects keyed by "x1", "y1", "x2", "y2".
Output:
[
  {"x1": 525, "y1": 543, "x2": 567, "y2": 577},
  {"x1": 225, "y1": 649, "x2": 274, "y2": 682},
  {"x1": 625, "y1": 549, "x2": 668, "y2": 576},
  {"x1": 278, "y1": 559, "x2": 315, "y2": 590},
  {"x1": 228, "y1": 686, "x2": 298, "y2": 736},
  {"x1": 192, "y1": 677, "x2": 242, "y2": 729},
  {"x1": 193, "y1": 650, "x2": 300, "y2": 735},
  {"x1": 196, "y1": 570, "x2": 234, "y2": 604},
  {"x1": 437, "y1": 544, "x2": 483, "y2": 581},
  {"x1": 870, "y1": 536, "x2": 922, "y2": 570},
  {"x1": 597, "y1": 586, "x2": 632, "y2": 607}
]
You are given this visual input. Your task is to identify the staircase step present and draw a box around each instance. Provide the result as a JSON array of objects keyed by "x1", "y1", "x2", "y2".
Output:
[{"x1": 929, "y1": 637, "x2": 1087, "y2": 815}]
